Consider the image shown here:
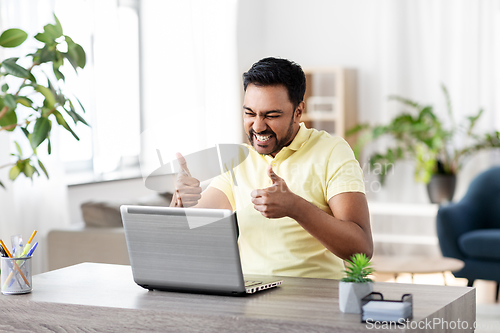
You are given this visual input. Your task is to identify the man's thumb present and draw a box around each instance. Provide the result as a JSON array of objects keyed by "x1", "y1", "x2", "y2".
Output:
[
  {"x1": 176, "y1": 152, "x2": 192, "y2": 177},
  {"x1": 267, "y1": 164, "x2": 282, "y2": 184}
]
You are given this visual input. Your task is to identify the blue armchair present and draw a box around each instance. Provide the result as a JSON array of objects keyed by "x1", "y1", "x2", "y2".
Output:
[{"x1": 436, "y1": 166, "x2": 500, "y2": 301}]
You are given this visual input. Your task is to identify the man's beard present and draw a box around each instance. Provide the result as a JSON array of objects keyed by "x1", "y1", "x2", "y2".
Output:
[{"x1": 247, "y1": 113, "x2": 295, "y2": 156}]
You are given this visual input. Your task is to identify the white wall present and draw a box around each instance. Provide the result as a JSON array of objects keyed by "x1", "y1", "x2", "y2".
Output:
[
  {"x1": 238, "y1": 0, "x2": 380, "y2": 123},
  {"x1": 67, "y1": 178, "x2": 158, "y2": 225}
]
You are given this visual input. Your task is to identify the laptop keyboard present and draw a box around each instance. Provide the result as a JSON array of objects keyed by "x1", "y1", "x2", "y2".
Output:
[{"x1": 244, "y1": 280, "x2": 262, "y2": 287}]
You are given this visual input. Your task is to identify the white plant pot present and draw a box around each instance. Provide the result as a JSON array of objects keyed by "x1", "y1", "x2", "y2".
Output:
[{"x1": 339, "y1": 281, "x2": 373, "y2": 314}]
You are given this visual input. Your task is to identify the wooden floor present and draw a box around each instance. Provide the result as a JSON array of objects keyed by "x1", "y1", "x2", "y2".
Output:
[{"x1": 373, "y1": 272, "x2": 500, "y2": 332}]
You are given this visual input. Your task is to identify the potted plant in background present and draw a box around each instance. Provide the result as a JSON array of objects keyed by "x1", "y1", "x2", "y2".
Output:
[
  {"x1": 339, "y1": 253, "x2": 374, "y2": 314},
  {"x1": 348, "y1": 84, "x2": 500, "y2": 204},
  {"x1": 0, "y1": 14, "x2": 87, "y2": 189}
]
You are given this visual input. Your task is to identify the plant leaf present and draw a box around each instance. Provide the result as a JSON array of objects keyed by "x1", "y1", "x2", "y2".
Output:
[
  {"x1": 43, "y1": 22, "x2": 63, "y2": 40},
  {"x1": 14, "y1": 141, "x2": 23, "y2": 156},
  {"x1": 16, "y1": 96, "x2": 33, "y2": 108},
  {"x1": 34, "y1": 32, "x2": 53, "y2": 44},
  {"x1": 23, "y1": 162, "x2": 36, "y2": 179},
  {"x1": 30, "y1": 117, "x2": 52, "y2": 149},
  {"x1": 53, "y1": 14, "x2": 63, "y2": 37},
  {"x1": 48, "y1": 79, "x2": 65, "y2": 105},
  {"x1": 38, "y1": 159, "x2": 49, "y2": 178},
  {"x1": 1, "y1": 83, "x2": 8, "y2": 93},
  {"x1": 21, "y1": 126, "x2": 30, "y2": 138},
  {"x1": 441, "y1": 83, "x2": 453, "y2": 119},
  {"x1": 0, "y1": 108, "x2": 18, "y2": 132},
  {"x1": 0, "y1": 28, "x2": 28, "y2": 48},
  {"x1": 75, "y1": 44, "x2": 86, "y2": 69},
  {"x1": 9, "y1": 164, "x2": 22, "y2": 181},
  {"x1": 47, "y1": 138, "x2": 52, "y2": 154},
  {"x1": 466, "y1": 108, "x2": 483, "y2": 135},
  {"x1": 35, "y1": 85, "x2": 56, "y2": 109},
  {"x1": 64, "y1": 36, "x2": 86, "y2": 70},
  {"x1": 388, "y1": 95, "x2": 420, "y2": 109},
  {"x1": 67, "y1": 101, "x2": 88, "y2": 125},
  {"x1": 4, "y1": 94, "x2": 16, "y2": 109},
  {"x1": 0, "y1": 179, "x2": 4, "y2": 189},
  {"x1": 1, "y1": 58, "x2": 31, "y2": 79},
  {"x1": 37, "y1": 46, "x2": 57, "y2": 63},
  {"x1": 53, "y1": 65, "x2": 65, "y2": 81},
  {"x1": 52, "y1": 110, "x2": 79, "y2": 140},
  {"x1": 75, "y1": 97, "x2": 86, "y2": 113}
]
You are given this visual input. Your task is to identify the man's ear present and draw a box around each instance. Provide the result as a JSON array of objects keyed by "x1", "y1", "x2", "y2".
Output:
[{"x1": 295, "y1": 101, "x2": 305, "y2": 121}]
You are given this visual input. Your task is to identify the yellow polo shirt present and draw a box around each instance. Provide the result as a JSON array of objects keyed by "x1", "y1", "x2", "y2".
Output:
[{"x1": 209, "y1": 123, "x2": 365, "y2": 279}]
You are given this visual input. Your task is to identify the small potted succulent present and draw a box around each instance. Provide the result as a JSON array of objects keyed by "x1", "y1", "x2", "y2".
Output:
[{"x1": 339, "y1": 253, "x2": 374, "y2": 314}]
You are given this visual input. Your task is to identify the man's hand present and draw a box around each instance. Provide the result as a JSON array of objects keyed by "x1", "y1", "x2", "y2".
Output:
[
  {"x1": 170, "y1": 152, "x2": 202, "y2": 207},
  {"x1": 250, "y1": 165, "x2": 298, "y2": 218}
]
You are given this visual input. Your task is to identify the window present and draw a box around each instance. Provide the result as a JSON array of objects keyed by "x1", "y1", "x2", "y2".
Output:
[
  {"x1": 56, "y1": 0, "x2": 142, "y2": 179},
  {"x1": 54, "y1": 0, "x2": 241, "y2": 184}
]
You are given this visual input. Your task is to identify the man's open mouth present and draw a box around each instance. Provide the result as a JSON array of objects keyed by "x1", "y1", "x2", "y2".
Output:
[{"x1": 254, "y1": 133, "x2": 273, "y2": 143}]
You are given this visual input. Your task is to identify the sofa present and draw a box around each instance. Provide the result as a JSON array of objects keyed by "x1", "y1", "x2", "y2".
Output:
[{"x1": 47, "y1": 192, "x2": 172, "y2": 271}]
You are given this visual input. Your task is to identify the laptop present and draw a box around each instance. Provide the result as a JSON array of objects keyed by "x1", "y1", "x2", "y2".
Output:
[{"x1": 120, "y1": 205, "x2": 283, "y2": 295}]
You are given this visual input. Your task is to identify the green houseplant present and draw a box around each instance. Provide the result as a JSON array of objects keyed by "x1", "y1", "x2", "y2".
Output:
[
  {"x1": 339, "y1": 253, "x2": 374, "y2": 313},
  {"x1": 0, "y1": 14, "x2": 87, "y2": 189},
  {"x1": 348, "y1": 84, "x2": 500, "y2": 203}
]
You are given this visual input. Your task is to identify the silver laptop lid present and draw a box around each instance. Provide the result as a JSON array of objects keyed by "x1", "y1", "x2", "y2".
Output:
[{"x1": 120, "y1": 205, "x2": 246, "y2": 294}]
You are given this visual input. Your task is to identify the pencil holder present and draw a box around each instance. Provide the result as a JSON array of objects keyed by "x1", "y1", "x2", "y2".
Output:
[{"x1": 1, "y1": 256, "x2": 32, "y2": 295}]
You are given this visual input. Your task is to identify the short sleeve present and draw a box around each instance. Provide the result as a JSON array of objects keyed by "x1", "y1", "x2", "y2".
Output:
[
  {"x1": 325, "y1": 138, "x2": 365, "y2": 201},
  {"x1": 208, "y1": 169, "x2": 236, "y2": 211}
]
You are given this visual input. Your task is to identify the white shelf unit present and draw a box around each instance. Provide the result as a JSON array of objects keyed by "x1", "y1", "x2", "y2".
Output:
[{"x1": 301, "y1": 67, "x2": 358, "y2": 147}]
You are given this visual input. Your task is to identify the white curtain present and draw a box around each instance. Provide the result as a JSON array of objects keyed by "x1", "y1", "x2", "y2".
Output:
[
  {"x1": 365, "y1": 0, "x2": 500, "y2": 203},
  {"x1": 0, "y1": 0, "x2": 70, "y2": 275},
  {"x1": 139, "y1": 0, "x2": 242, "y2": 180}
]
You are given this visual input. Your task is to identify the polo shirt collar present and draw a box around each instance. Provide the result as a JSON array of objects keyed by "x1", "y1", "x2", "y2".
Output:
[
  {"x1": 256, "y1": 123, "x2": 310, "y2": 162},
  {"x1": 287, "y1": 122, "x2": 309, "y2": 151}
]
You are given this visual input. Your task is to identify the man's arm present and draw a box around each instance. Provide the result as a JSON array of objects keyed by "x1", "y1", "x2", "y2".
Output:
[
  {"x1": 290, "y1": 192, "x2": 373, "y2": 260},
  {"x1": 195, "y1": 186, "x2": 232, "y2": 210},
  {"x1": 251, "y1": 165, "x2": 373, "y2": 260}
]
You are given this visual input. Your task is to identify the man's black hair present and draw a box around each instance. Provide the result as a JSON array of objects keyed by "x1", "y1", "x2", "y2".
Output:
[{"x1": 243, "y1": 57, "x2": 306, "y2": 109}]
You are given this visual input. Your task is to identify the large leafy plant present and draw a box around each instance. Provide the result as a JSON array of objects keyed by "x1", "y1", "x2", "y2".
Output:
[
  {"x1": 349, "y1": 85, "x2": 500, "y2": 184},
  {"x1": 341, "y1": 253, "x2": 374, "y2": 284},
  {"x1": 0, "y1": 15, "x2": 87, "y2": 189}
]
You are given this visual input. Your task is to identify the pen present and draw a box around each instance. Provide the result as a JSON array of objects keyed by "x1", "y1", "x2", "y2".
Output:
[
  {"x1": 0, "y1": 239, "x2": 30, "y2": 288},
  {"x1": 19, "y1": 230, "x2": 37, "y2": 258},
  {"x1": 26, "y1": 242, "x2": 38, "y2": 257},
  {"x1": 26, "y1": 230, "x2": 37, "y2": 245}
]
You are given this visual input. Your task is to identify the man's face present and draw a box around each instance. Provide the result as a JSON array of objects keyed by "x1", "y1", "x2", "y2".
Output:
[{"x1": 243, "y1": 84, "x2": 303, "y2": 157}]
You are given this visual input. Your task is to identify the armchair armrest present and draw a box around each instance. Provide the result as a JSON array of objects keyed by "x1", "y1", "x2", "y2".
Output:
[{"x1": 436, "y1": 201, "x2": 481, "y2": 260}]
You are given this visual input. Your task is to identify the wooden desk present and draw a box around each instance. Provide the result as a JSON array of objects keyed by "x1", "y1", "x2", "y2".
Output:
[{"x1": 0, "y1": 263, "x2": 475, "y2": 332}]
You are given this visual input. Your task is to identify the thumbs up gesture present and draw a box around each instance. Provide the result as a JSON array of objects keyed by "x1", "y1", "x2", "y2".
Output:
[
  {"x1": 170, "y1": 152, "x2": 202, "y2": 207},
  {"x1": 250, "y1": 164, "x2": 298, "y2": 218}
]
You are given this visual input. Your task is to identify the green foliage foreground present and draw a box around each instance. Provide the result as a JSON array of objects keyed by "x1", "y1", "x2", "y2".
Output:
[{"x1": 0, "y1": 15, "x2": 87, "y2": 189}]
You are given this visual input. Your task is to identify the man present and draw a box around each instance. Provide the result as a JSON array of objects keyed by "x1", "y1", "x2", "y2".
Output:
[{"x1": 171, "y1": 57, "x2": 373, "y2": 279}]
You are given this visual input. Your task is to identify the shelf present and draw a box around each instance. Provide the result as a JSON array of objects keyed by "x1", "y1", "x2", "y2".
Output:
[
  {"x1": 301, "y1": 67, "x2": 358, "y2": 147},
  {"x1": 301, "y1": 114, "x2": 338, "y2": 122}
]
